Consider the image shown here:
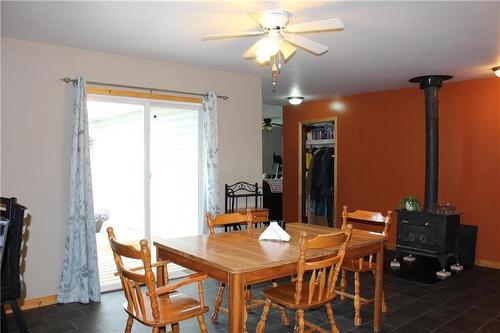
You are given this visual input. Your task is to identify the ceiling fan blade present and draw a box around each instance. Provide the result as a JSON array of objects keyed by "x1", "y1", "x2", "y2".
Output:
[
  {"x1": 243, "y1": 38, "x2": 268, "y2": 58},
  {"x1": 247, "y1": 10, "x2": 268, "y2": 27},
  {"x1": 202, "y1": 31, "x2": 265, "y2": 40},
  {"x1": 283, "y1": 33, "x2": 328, "y2": 55},
  {"x1": 285, "y1": 18, "x2": 344, "y2": 33},
  {"x1": 279, "y1": 41, "x2": 297, "y2": 61}
]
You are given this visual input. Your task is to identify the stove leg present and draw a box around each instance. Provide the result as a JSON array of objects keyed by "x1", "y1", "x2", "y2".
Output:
[
  {"x1": 451, "y1": 242, "x2": 464, "y2": 273},
  {"x1": 390, "y1": 258, "x2": 400, "y2": 269},
  {"x1": 403, "y1": 253, "x2": 416, "y2": 263},
  {"x1": 437, "y1": 255, "x2": 447, "y2": 270},
  {"x1": 451, "y1": 263, "x2": 464, "y2": 272},
  {"x1": 436, "y1": 255, "x2": 451, "y2": 279},
  {"x1": 391, "y1": 249, "x2": 401, "y2": 269},
  {"x1": 436, "y1": 268, "x2": 451, "y2": 279},
  {"x1": 451, "y1": 253, "x2": 463, "y2": 272}
]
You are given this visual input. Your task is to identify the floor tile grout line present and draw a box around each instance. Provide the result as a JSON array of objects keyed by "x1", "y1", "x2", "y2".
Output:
[
  {"x1": 472, "y1": 311, "x2": 500, "y2": 333},
  {"x1": 427, "y1": 301, "x2": 488, "y2": 333}
]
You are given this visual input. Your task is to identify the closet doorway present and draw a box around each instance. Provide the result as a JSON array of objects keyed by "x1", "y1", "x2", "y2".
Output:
[
  {"x1": 87, "y1": 94, "x2": 202, "y2": 291},
  {"x1": 298, "y1": 118, "x2": 337, "y2": 227}
]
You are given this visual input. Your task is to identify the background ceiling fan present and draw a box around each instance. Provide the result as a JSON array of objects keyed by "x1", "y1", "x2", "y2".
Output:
[
  {"x1": 202, "y1": 9, "x2": 344, "y2": 64},
  {"x1": 262, "y1": 118, "x2": 283, "y2": 131}
]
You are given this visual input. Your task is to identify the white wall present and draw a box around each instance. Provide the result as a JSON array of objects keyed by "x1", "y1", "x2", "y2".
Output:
[{"x1": 0, "y1": 37, "x2": 262, "y2": 299}]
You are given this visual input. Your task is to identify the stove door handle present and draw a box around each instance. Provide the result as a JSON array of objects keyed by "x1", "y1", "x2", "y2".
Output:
[{"x1": 401, "y1": 220, "x2": 409, "y2": 224}]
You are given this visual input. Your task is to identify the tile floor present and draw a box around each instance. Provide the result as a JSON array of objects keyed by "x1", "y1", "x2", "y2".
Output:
[{"x1": 4, "y1": 258, "x2": 500, "y2": 333}]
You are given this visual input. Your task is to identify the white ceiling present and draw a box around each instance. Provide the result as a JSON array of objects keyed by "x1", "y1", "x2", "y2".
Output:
[{"x1": 2, "y1": 1, "x2": 499, "y2": 105}]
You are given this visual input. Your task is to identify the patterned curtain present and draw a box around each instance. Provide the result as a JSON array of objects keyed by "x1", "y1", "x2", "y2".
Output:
[
  {"x1": 201, "y1": 92, "x2": 221, "y2": 226},
  {"x1": 57, "y1": 76, "x2": 101, "y2": 303}
]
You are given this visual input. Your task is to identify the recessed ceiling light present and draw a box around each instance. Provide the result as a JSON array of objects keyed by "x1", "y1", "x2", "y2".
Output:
[
  {"x1": 287, "y1": 97, "x2": 304, "y2": 105},
  {"x1": 492, "y1": 66, "x2": 500, "y2": 78}
]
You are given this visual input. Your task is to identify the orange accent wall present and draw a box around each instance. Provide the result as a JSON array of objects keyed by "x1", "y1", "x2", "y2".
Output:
[{"x1": 283, "y1": 77, "x2": 500, "y2": 264}]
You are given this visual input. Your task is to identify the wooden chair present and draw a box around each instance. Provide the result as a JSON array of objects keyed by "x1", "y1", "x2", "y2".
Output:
[
  {"x1": 247, "y1": 208, "x2": 270, "y2": 225},
  {"x1": 256, "y1": 224, "x2": 354, "y2": 333},
  {"x1": 107, "y1": 227, "x2": 209, "y2": 333},
  {"x1": 337, "y1": 206, "x2": 392, "y2": 326},
  {"x1": 206, "y1": 211, "x2": 289, "y2": 332},
  {"x1": 245, "y1": 209, "x2": 289, "y2": 327}
]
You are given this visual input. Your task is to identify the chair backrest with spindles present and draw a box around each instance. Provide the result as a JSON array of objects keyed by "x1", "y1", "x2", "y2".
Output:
[
  {"x1": 206, "y1": 211, "x2": 250, "y2": 234},
  {"x1": 247, "y1": 208, "x2": 269, "y2": 226},
  {"x1": 341, "y1": 206, "x2": 392, "y2": 238},
  {"x1": 1, "y1": 197, "x2": 27, "y2": 302},
  {"x1": 107, "y1": 227, "x2": 161, "y2": 323},
  {"x1": 294, "y1": 224, "x2": 353, "y2": 305}
]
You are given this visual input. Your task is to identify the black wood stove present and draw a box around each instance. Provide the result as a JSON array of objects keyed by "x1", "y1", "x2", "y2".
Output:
[
  {"x1": 397, "y1": 210, "x2": 460, "y2": 269},
  {"x1": 395, "y1": 75, "x2": 461, "y2": 278}
]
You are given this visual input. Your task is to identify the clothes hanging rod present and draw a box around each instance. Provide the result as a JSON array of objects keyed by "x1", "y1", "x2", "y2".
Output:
[{"x1": 60, "y1": 77, "x2": 228, "y2": 100}]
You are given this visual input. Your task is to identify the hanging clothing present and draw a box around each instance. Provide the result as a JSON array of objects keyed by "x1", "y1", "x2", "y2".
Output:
[
  {"x1": 304, "y1": 147, "x2": 334, "y2": 226},
  {"x1": 306, "y1": 149, "x2": 324, "y2": 200},
  {"x1": 305, "y1": 151, "x2": 313, "y2": 171},
  {"x1": 318, "y1": 148, "x2": 334, "y2": 202}
]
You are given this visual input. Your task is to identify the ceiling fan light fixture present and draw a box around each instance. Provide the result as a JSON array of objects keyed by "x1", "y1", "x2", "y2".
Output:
[
  {"x1": 262, "y1": 118, "x2": 274, "y2": 131},
  {"x1": 259, "y1": 37, "x2": 280, "y2": 57},
  {"x1": 287, "y1": 96, "x2": 304, "y2": 105},
  {"x1": 256, "y1": 49, "x2": 271, "y2": 64},
  {"x1": 263, "y1": 123, "x2": 273, "y2": 131},
  {"x1": 492, "y1": 66, "x2": 500, "y2": 77},
  {"x1": 203, "y1": 10, "x2": 344, "y2": 91}
]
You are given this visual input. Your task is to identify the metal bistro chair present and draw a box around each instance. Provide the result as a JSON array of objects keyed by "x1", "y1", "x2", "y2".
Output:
[
  {"x1": 337, "y1": 206, "x2": 392, "y2": 326},
  {"x1": 1, "y1": 197, "x2": 28, "y2": 333},
  {"x1": 225, "y1": 181, "x2": 261, "y2": 214},
  {"x1": 107, "y1": 227, "x2": 209, "y2": 333},
  {"x1": 225, "y1": 181, "x2": 265, "y2": 231}
]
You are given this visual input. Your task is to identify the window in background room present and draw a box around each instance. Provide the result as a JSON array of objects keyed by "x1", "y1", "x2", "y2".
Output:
[{"x1": 88, "y1": 95, "x2": 201, "y2": 291}]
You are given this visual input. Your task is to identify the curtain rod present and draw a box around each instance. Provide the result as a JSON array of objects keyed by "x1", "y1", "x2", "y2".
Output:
[{"x1": 60, "y1": 77, "x2": 229, "y2": 100}]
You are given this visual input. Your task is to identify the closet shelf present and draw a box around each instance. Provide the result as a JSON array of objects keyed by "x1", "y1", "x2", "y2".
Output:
[{"x1": 306, "y1": 139, "x2": 335, "y2": 146}]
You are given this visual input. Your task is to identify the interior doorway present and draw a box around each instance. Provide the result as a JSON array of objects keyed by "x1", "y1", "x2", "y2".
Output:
[
  {"x1": 262, "y1": 104, "x2": 283, "y2": 178},
  {"x1": 299, "y1": 118, "x2": 337, "y2": 227}
]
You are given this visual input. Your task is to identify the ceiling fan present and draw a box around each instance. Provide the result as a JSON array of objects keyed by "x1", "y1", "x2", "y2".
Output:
[
  {"x1": 202, "y1": 9, "x2": 344, "y2": 63},
  {"x1": 262, "y1": 118, "x2": 283, "y2": 131}
]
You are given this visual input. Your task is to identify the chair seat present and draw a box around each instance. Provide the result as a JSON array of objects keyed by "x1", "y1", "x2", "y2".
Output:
[
  {"x1": 124, "y1": 291, "x2": 208, "y2": 326},
  {"x1": 261, "y1": 282, "x2": 335, "y2": 310},
  {"x1": 341, "y1": 259, "x2": 376, "y2": 272}
]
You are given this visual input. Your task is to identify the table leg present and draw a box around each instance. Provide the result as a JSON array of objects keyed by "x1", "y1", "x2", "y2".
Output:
[
  {"x1": 155, "y1": 247, "x2": 165, "y2": 287},
  {"x1": 229, "y1": 272, "x2": 244, "y2": 333},
  {"x1": 155, "y1": 248, "x2": 167, "y2": 333},
  {"x1": 374, "y1": 243, "x2": 384, "y2": 332}
]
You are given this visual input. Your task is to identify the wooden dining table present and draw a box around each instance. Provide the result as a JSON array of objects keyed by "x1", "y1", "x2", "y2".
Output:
[{"x1": 154, "y1": 222, "x2": 386, "y2": 333}]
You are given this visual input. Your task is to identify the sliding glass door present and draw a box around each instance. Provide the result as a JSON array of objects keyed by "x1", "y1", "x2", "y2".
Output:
[
  {"x1": 150, "y1": 104, "x2": 201, "y2": 239},
  {"x1": 88, "y1": 95, "x2": 201, "y2": 291}
]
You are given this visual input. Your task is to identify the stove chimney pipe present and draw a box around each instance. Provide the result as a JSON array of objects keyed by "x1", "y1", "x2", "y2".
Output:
[{"x1": 409, "y1": 75, "x2": 452, "y2": 211}]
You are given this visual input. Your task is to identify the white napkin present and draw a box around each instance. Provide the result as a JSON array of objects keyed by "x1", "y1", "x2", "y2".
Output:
[{"x1": 259, "y1": 222, "x2": 291, "y2": 242}]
